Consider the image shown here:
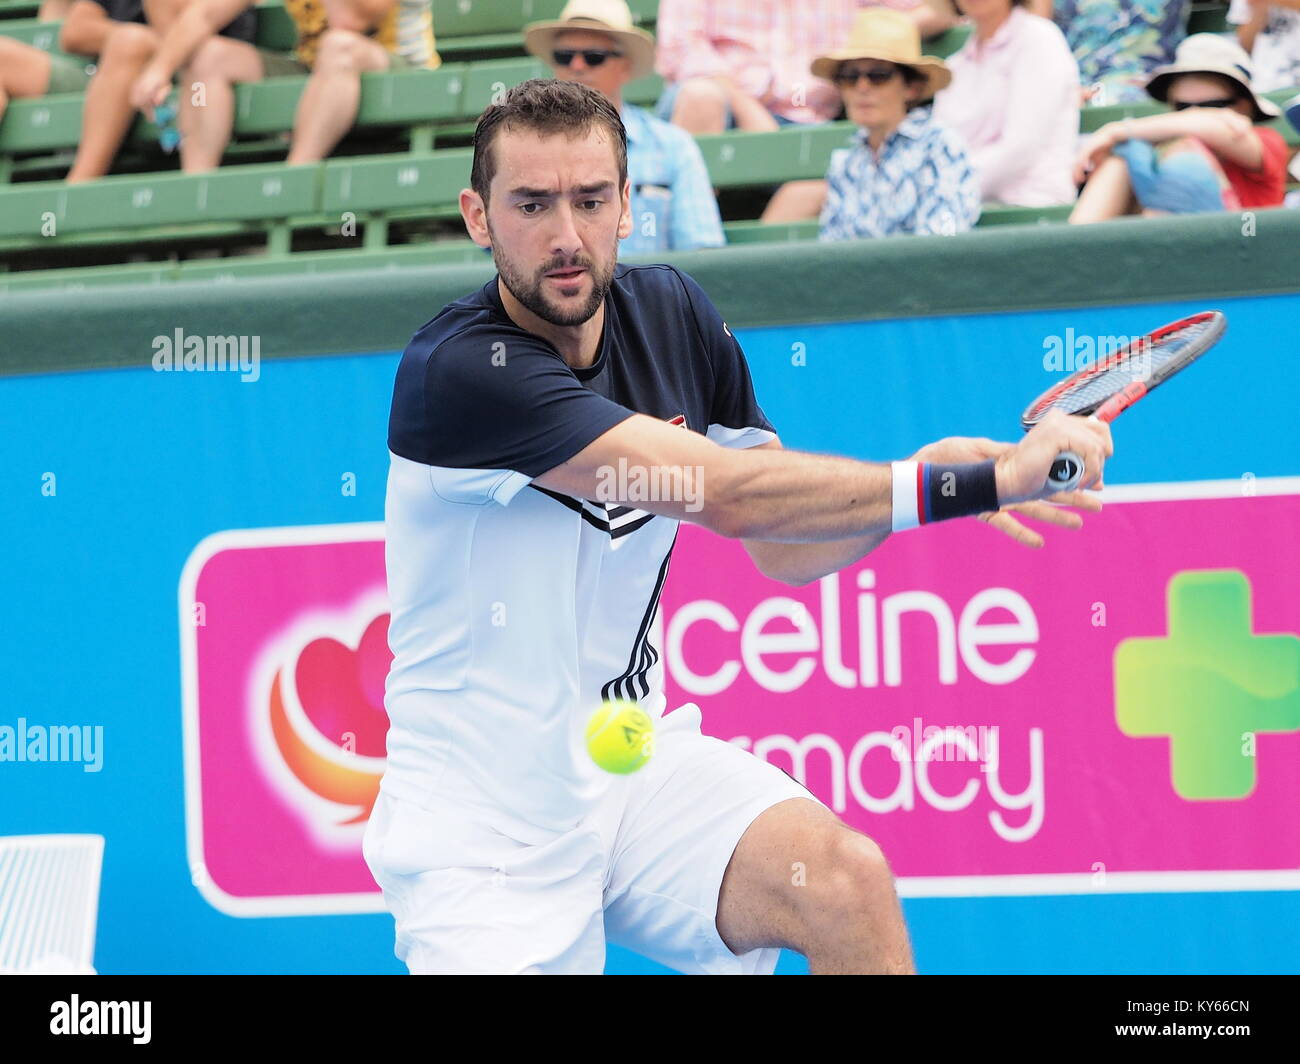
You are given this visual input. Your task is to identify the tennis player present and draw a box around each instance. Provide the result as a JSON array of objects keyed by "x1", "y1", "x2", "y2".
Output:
[{"x1": 363, "y1": 78, "x2": 1112, "y2": 975}]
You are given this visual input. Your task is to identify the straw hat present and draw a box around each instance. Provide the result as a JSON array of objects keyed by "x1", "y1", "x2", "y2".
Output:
[
  {"x1": 1145, "y1": 33, "x2": 1280, "y2": 122},
  {"x1": 811, "y1": 8, "x2": 952, "y2": 99},
  {"x1": 524, "y1": 0, "x2": 657, "y2": 82}
]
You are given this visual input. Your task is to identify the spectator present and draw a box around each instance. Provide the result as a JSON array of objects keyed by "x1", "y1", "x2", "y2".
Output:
[
  {"x1": 1052, "y1": 0, "x2": 1190, "y2": 104},
  {"x1": 0, "y1": 38, "x2": 92, "y2": 126},
  {"x1": 524, "y1": 0, "x2": 724, "y2": 253},
  {"x1": 128, "y1": 0, "x2": 438, "y2": 172},
  {"x1": 0, "y1": 1, "x2": 94, "y2": 125},
  {"x1": 655, "y1": 0, "x2": 955, "y2": 134},
  {"x1": 1070, "y1": 34, "x2": 1287, "y2": 222},
  {"x1": 62, "y1": 0, "x2": 255, "y2": 182},
  {"x1": 932, "y1": 0, "x2": 1079, "y2": 206},
  {"x1": 798, "y1": 8, "x2": 979, "y2": 239},
  {"x1": 1230, "y1": 0, "x2": 1300, "y2": 92}
]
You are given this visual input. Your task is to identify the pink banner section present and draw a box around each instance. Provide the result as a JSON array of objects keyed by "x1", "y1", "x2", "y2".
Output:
[
  {"x1": 659, "y1": 484, "x2": 1300, "y2": 893},
  {"x1": 179, "y1": 483, "x2": 1300, "y2": 913},
  {"x1": 181, "y1": 524, "x2": 391, "y2": 916}
]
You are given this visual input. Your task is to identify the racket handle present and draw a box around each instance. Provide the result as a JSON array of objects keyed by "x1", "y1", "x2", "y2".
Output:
[
  {"x1": 1047, "y1": 453, "x2": 1084, "y2": 493},
  {"x1": 1044, "y1": 413, "x2": 1103, "y2": 494}
]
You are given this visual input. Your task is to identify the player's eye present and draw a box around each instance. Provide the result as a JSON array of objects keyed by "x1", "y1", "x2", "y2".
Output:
[
  {"x1": 519, "y1": 202, "x2": 543, "y2": 216},
  {"x1": 579, "y1": 199, "x2": 603, "y2": 211}
]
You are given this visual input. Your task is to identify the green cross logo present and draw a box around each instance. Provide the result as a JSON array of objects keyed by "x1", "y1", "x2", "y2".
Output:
[{"x1": 1114, "y1": 569, "x2": 1300, "y2": 800}]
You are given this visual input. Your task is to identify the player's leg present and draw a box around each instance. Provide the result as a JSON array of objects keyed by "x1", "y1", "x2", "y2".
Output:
[
  {"x1": 602, "y1": 702, "x2": 914, "y2": 974},
  {"x1": 363, "y1": 789, "x2": 608, "y2": 974},
  {"x1": 714, "y1": 796, "x2": 915, "y2": 974}
]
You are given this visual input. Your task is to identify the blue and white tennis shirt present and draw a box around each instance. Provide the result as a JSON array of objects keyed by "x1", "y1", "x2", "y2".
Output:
[{"x1": 382, "y1": 264, "x2": 775, "y2": 836}]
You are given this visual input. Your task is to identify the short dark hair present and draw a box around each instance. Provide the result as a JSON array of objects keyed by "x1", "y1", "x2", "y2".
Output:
[{"x1": 470, "y1": 79, "x2": 628, "y2": 206}]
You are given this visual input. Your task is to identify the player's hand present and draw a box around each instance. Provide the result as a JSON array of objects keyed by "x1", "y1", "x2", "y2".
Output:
[
  {"x1": 911, "y1": 432, "x2": 1102, "y2": 548},
  {"x1": 131, "y1": 66, "x2": 171, "y2": 118},
  {"x1": 995, "y1": 409, "x2": 1112, "y2": 505}
]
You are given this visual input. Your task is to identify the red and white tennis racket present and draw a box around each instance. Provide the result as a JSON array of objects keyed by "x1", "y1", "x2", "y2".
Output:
[{"x1": 1022, "y1": 310, "x2": 1227, "y2": 492}]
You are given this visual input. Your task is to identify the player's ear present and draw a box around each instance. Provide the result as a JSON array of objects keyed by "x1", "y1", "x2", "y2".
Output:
[
  {"x1": 460, "y1": 188, "x2": 491, "y2": 248},
  {"x1": 617, "y1": 177, "x2": 633, "y2": 240}
]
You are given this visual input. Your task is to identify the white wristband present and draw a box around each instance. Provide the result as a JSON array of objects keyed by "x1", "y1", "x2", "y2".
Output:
[{"x1": 891, "y1": 461, "x2": 920, "y2": 532}]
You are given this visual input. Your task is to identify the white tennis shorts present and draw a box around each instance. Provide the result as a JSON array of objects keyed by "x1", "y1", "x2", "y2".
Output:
[{"x1": 363, "y1": 702, "x2": 828, "y2": 974}]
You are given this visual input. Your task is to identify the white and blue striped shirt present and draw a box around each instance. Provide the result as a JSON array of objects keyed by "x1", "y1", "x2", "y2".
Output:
[{"x1": 819, "y1": 106, "x2": 981, "y2": 241}]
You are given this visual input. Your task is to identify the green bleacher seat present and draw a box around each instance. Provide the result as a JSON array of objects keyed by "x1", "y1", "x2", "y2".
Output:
[
  {"x1": 255, "y1": 2, "x2": 298, "y2": 52},
  {"x1": 723, "y1": 219, "x2": 819, "y2": 244},
  {"x1": 0, "y1": 16, "x2": 61, "y2": 50},
  {"x1": 432, "y1": 0, "x2": 655, "y2": 39},
  {"x1": 461, "y1": 56, "x2": 550, "y2": 116},
  {"x1": 697, "y1": 123, "x2": 856, "y2": 187},
  {"x1": 320, "y1": 150, "x2": 469, "y2": 214},
  {"x1": 430, "y1": 0, "x2": 656, "y2": 58},
  {"x1": 977, "y1": 203, "x2": 1073, "y2": 226},
  {"x1": 0, "y1": 0, "x2": 41, "y2": 18},
  {"x1": 0, "y1": 92, "x2": 82, "y2": 155},
  {"x1": 1187, "y1": 2, "x2": 1230, "y2": 35},
  {"x1": 924, "y1": 24, "x2": 971, "y2": 60},
  {"x1": 458, "y1": 56, "x2": 661, "y2": 119},
  {"x1": 0, "y1": 163, "x2": 316, "y2": 244}
]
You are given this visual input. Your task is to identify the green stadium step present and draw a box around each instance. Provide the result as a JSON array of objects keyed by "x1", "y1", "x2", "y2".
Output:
[
  {"x1": 977, "y1": 203, "x2": 1073, "y2": 226},
  {"x1": 697, "y1": 123, "x2": 856, "y2": 186},
  {"x1": 1187, "y1": 3, "x2": 1229, "y2": 35},
  {"x1": 924, "y1": 24, "x2": 971, "y2": 60},
  {"x1": 722, "y1": 204, "x2": 1073, "y2": 241},
  {"x1": 0, "y1": 162, "x2": 318, "y2": 243},
  {"x1": 0, "y1": 64, "x2": 663, "y2": 164},
  {"x1": 0, "y1": 196, "x2": 1093, "y2": 292},
  {"x1": 320, "y1": 150, "x2": 470, "y2": 212},
  {"x1": 0, "y1": 16, "x2": 62, "y2": 49},
  {"x1": 722, "y1": 219, "x2": 819, "y2": 244},
  {"x1": 0, "y1": 240, "x2": 489, "y2": 293},
  {"x1": 0, "y1": 0, "x2": 41, "y2": 18},
  {"x1": 430, "y1": 0, "x2": 656, "y2": 39}
]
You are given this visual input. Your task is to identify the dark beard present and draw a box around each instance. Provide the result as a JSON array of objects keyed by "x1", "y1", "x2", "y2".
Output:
[{"x1": 491, "y1": 230, "x2": 617, "y2": 328}]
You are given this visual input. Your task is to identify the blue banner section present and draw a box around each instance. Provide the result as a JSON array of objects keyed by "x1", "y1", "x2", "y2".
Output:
[{"x1": 1, "y1": 291, "x2": 1297, "y2": 975}]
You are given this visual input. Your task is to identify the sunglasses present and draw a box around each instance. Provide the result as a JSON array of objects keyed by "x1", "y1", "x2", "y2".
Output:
[
  {"x1": 833, "y1": 66, "x2": 900, "y2": 87},
  {"x1": 1171, "y1": 97, "x2": 1238, "y2": 111},
  {"x1": 552, "y1": 48, "x2": 623, "y2": 67}
]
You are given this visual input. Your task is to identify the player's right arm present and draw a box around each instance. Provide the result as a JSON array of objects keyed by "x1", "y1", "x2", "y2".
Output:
[{"x1": 533, "y1": 408, "x2": 1111, "y2": 543}]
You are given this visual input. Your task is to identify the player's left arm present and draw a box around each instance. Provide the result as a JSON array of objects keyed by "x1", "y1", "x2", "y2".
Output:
[{"x1": 742, "y1": 436, "x2": 1102, "y2": 587}]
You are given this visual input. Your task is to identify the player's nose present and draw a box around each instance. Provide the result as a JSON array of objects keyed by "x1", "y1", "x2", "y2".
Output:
[{"x1": 549, "y1": 202, "x2": 583, "y2": 257}]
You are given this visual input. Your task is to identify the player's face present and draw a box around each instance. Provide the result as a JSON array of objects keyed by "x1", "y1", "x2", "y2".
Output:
[{"x1": 483, "y1": 127, "x2": 632, "y2": 327}]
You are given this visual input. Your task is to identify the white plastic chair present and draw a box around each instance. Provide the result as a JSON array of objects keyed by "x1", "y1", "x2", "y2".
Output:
[{"x1": 0, "y1": 835, "x2": 104, "y2": 975}]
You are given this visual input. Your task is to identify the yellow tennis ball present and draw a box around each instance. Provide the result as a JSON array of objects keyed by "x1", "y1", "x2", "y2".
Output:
[{"x1": 585, "y1": 700, "x2": 655, "y2": 774}]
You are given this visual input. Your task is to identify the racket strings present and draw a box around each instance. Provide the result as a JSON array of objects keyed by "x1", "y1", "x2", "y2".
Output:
[{"x1": 1026, "y1": 317, "x2": 1218, "y2": 423}]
